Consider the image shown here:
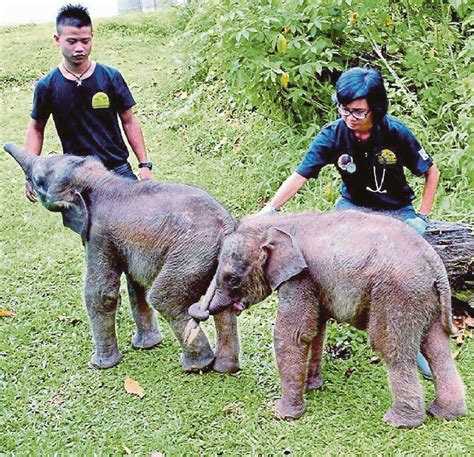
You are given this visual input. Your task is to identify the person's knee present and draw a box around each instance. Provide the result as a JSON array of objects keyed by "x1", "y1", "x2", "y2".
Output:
[{"x1": 404, "y1": 216, "x2": 428, "y2": 236}]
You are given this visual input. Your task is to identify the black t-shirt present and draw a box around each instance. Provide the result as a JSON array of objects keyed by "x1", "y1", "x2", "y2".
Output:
[
  {"x1": 296, "y1": 116, "x2": 433, "y2": 209},
  {"x1": 31, "y1": 63, "x2": 135, "y2": 168}
]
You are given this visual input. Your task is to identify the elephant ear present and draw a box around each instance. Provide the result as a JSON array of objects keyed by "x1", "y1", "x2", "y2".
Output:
[
  {"x1": 263, "y1": 227, "x2": 308, "y2": 291},
  {"x1": 60, "y1": 191, "x2": 90, "y2": 241}
]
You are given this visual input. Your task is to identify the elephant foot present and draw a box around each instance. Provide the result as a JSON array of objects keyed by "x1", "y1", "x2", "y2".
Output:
[
  {"x1": 383, "y1": 408, "x2": 425, "y2": 429},
  {"x1": 213, "y1": 354, "x2": 240, "y2": 374},
  {"x1": 305, "y1": 374, "x2": 323, "y2": 392},
  {"x1": 273, "y1": 398, "x2": 307, "y2": 420},
  {"x1": 91, "y1": 349, "x2": 123, "y2": 369},
  {"x1": 180, "y1": 349, "x2": 215, "y2": 373},
  {"x1": 131, "y1": 330, "x2": 163, "y2": 349},
  {"x1": 428, "y1": 400, "x2": 467, "y2": 421}
]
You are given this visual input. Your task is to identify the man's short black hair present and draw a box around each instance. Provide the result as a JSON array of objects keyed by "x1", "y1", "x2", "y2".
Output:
[
  {"x1": 56, "y1": 4, "x2": 92, "y2": 33},
  {"x1": 336, "y1": 67, "x2": 388, "y2": 122}
]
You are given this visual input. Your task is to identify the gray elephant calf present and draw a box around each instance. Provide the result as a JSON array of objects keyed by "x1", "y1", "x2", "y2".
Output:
[
  {"x1": 4, "y1": 143, "x2": 239, "y2": 373},
  {"x1": 189, "y1": 210, "x2": 466, "y2": 428}
]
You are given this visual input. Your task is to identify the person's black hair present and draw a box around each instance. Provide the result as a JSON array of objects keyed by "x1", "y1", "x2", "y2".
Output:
[
  {"x1": 335, "y1": 67, "x2": 388, "y2": 122},
  {"x1": 56, "y1": 4, "x2": 92, "y2": 33}
]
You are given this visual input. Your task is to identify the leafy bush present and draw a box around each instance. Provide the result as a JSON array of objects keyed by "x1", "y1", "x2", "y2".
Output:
[{"x1": 179, "y1": 0, "x2": 473, "y2": 219}]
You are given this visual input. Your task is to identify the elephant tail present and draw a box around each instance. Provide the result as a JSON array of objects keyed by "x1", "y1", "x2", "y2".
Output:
[{"x1": 434, "y1": 263, "x2": 454, "y2": 336}]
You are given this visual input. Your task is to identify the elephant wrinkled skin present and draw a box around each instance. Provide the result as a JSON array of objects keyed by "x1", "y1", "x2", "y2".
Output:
[
  {"x1": 4, "y1": 143, "x2": 239, "y2": 373},
  {"x1": 193, "y1": 210, "x2": 466, "y2": 428}
]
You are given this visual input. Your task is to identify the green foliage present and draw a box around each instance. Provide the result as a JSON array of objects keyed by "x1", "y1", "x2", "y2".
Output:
[{"x1": 178, "y1": 0, "x2": 473, "y2": 219}]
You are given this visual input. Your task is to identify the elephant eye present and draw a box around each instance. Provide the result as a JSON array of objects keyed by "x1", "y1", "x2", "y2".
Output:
[{"x1": 223, "y1": 274, "x2": 240, "y2": 288}]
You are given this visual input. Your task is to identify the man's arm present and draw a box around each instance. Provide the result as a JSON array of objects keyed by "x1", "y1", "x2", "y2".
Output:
[
  {"x1": 26, "y1": 119, "x2": 46, "y2": 155},
  {"x1": 119, "y1": 108, "x2": 152, "y2": 180},
  {"x1": 259, "y1": 172, "x2": 308, "y2": 214},
  {"x1": 419, "y1": 163, "x2": 440, "y2": 216},
  {"x1": 24, "y1": 119, "x2": 47, "y2": 201}
]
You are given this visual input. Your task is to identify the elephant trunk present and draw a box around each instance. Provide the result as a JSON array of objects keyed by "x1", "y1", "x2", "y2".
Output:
[
  {"x1": 208, "y1": 289, "x2": 235, "y2": 315},
  {"x1": 188, "y1": 275, "x2": 234, "y2": 320},
  {"x1": 3, "y1": 142, "x2": 39, "y2": 178},
  {"x1": 188, "y1": 276, "x2": 217, "y2": 322}
]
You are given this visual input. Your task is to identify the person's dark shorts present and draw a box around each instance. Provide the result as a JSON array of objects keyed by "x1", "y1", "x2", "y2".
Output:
[{"x1": 110, "y1": 162, "x2": 137, "y2": 181}]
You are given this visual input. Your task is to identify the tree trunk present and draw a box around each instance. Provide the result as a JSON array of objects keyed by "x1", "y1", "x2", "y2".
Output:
[{"x1": 424, "y1": 221, "x2": 473, "y2": 314}]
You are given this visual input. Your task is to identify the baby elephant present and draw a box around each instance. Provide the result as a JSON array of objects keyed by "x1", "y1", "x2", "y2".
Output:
[
  {"x1": 4, "y1": 143, "x2": 239, "y2": 374},
  {"x1": 189, "y1": 210, "x2": 466, "y2": 428}
]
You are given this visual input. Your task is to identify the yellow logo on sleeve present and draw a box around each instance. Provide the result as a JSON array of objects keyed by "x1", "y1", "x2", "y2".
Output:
[{"x1": 92, "y1": 92, "x2": 110, "y2": 109}]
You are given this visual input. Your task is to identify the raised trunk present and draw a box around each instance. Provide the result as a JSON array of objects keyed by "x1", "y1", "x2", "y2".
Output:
[{"x1": 3, "y1": 142, "x2": 38, "y2": 177}]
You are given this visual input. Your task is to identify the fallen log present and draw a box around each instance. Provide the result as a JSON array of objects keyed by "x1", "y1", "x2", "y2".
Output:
[{"x1": 424, "y1": 221, "x2": 473, "y2": 314}]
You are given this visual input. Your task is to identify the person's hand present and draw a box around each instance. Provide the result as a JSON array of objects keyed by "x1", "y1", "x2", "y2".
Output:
[
  {"x1": 258, "y1": 204, "x2": 277, "y2": 216},
  {"x1": 405, "y1": 214, "x2": 429, "y2": 236},
  {"x1": 139, "y1": 167, "x2": 153, "y2": 181},
  {"x1": 417, "y1": 213, "x2": 430, "y2": 224},
  {"x1": 25, "y1": 180, "x2": 37, "y2": 202}
]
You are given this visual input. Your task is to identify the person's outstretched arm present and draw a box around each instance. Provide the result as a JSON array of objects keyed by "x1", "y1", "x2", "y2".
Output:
[{"x1": 260, "y1": 172, "x2": 308, "y2": 214}]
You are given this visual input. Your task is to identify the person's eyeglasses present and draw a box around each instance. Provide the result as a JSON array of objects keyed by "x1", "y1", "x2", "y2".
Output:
[{"x1": 338, "y1": 105, "x2": 371, "y2": 120}]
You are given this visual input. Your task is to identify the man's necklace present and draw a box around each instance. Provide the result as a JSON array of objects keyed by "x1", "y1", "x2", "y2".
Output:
[{"x1": 62, "y1": 62, "x2": 92, "y2": 87}]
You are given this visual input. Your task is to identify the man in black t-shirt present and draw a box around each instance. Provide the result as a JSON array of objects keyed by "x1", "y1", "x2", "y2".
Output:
[{"x1": 25, "y1": 4, "x2": 153, "y2": 201}]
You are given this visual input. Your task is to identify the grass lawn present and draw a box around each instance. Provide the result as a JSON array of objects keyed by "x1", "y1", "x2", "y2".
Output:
[{"x1": 0, "y1": 9, "x2": 472, "y2": 456}]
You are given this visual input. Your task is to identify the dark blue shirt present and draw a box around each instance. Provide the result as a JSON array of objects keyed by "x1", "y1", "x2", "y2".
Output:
[
  {"x1": 31, "y1": 63, "x2": 135, "y2": 169},
  {"x1": 296, "y1": 116, "x2": 433, "y2": 209}
]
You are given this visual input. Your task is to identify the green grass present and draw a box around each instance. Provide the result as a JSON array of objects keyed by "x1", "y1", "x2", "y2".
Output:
[{"x1": 0, "y1": 9, "x2": 472, "y2": 456}]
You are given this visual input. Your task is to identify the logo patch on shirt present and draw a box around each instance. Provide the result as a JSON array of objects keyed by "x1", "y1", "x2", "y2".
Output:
[
  {"x1": 337, "y1": 154, "x2": 356, "y2": 174},
  {"x1": 377, "y1": 149, "x2": 397, "y2": 166},
  {"x1": 92, "y1": 92, "x2": 110, "y2": 109},
  {"x1": 418, "y1": 147, "x2": 429, "y2": 161}
]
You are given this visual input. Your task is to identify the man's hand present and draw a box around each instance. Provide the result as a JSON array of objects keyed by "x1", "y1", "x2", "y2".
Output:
[
  {"x1": 25, "y1": 180, "x2": 37, "y2": 202},
  {"x1": 139, "y1": 167, "x2": 153, "y2": 181},
  {"x1": 258, "y1": 204, "x2": 277, "y2": 216},
  {"x1": 405, "y1": 214, "x2": 429, "y2": 236}
]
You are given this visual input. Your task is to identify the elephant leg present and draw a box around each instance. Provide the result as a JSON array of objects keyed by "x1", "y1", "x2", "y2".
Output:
[
  {"x1": 126, "y1": 275, "x2": 163, "y2": 349},
  {"x1": 273, "y1": 276, "x2": 318, "y2": 420},
  {"x1": 383, "y1": 359, "x2": 425, "y2": 428},
  {"x1": 147, "y1": 265, "x2": 214, "y2": 372},
  {"x1": 306, "y1": 319, "x2": 326, "y2": 391},
  {"x1": 213, "y1": 308, "x2": 240, "y2": 373},
  {"x1": 84, "y1": 260, "x2": 122, "y2": 369},
  {"x1": 421, "y1": 318, "x2": 466, "y2": 420}
]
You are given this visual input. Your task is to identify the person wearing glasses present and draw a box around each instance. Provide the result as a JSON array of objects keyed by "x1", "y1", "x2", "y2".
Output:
[{"x1": 259, "y1": 67, "x2": 440, "y2": 380}]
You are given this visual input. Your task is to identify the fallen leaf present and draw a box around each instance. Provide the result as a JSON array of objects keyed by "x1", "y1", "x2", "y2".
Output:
[
  {"x1": 234, "y1": 137, "x2": 241, "y2": 152},
  {"x1": 185, "y1": 326, "x2": 201, "y2": 346},
  {"x1": 344, "y1": 367, "x2": 356, "y2": 378},
  {"x1": 0, "y1": 310, "x2": 15, "y2": 317},
  {"x1": 52, "y1": 395, "x2": 64, "y2": 405},
  {"x1": 222, "y1": 404, "x2": 240, "y2": 414},
  {"x1": 123, "y1": 444, "x2": 132, "y2": 455},
  {"x1": 370, "y1": 356, "x2": 381, "y2": 364},
  {"x1": 456, "y1": 333, "x2": 464, "y2": 345},
  {"x1": 124, "y1": 375, "x2": 145, "y2": 398}
]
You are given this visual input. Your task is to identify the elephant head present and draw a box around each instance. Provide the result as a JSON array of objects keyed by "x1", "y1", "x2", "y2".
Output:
[
  {"x1": 189, "y1": 222, "x2": 308, "y2": 320},
  {"x1": 4, "y1": 142, "x2": 107, "y2": 239}
]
